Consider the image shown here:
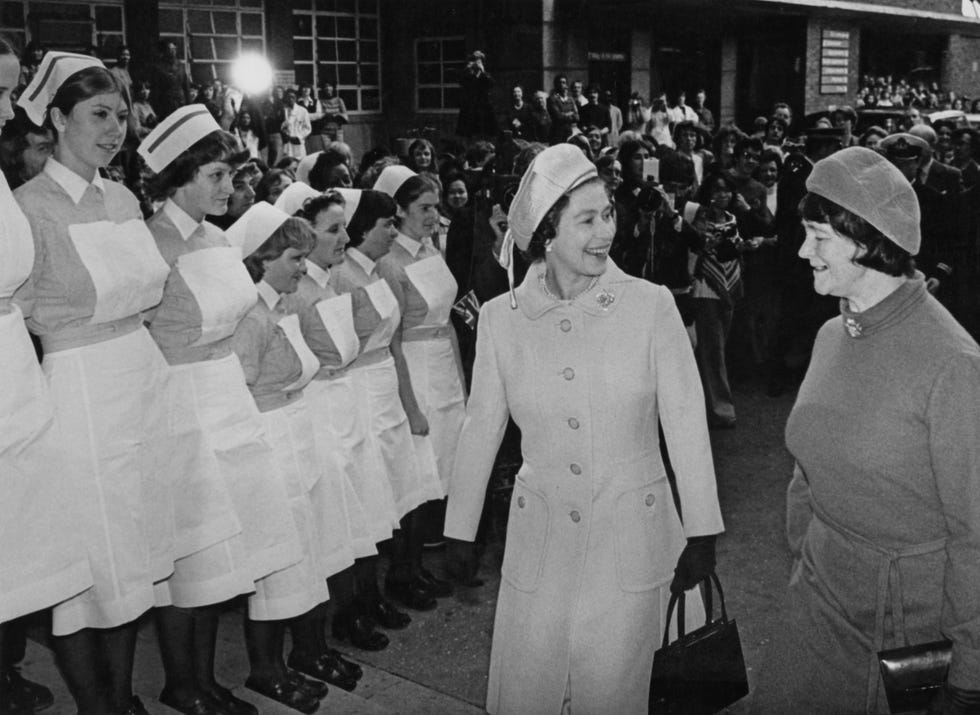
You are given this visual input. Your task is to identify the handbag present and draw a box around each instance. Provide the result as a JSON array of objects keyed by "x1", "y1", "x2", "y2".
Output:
[
  {"x1": 877, "y1": 639, "x2": 952, "y2": 714},
  {"x1": 649, "y1": 572, "x2": 748, "y2": 714}
]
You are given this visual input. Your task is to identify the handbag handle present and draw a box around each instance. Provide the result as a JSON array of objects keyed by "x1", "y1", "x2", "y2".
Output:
[{"x1": 661, "y1": 571, "x2": 728, "y2": 649}]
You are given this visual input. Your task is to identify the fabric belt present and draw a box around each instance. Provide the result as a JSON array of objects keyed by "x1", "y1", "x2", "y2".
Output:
[
  {"x1": 314, "y1": 346, "x2": 390, "y2": 380},
  {"x1": 809, "y1": 501, "x2": 947, "y2": 713},
  {"x1": 40, "y1": 315, "x2": 143, "y2": 353},
  {"x1": 402, "y1": 325, "x2": 452, "y2": 342},
  {"x1": 158, "y1": 340, "x2": 233, "y2": 366},
  {"x1": 255, "y1": 388, "x2": 302, "y2": 413}
]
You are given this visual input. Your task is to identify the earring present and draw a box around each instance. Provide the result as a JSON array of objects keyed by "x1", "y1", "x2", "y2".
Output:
[{"x1": 545, "y1": 241, "x2": 554, "y2": 253}]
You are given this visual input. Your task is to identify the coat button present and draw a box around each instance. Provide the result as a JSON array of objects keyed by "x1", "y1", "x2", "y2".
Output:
[
  {"x1": 517, "y1": 496, "x2": 526, "y2": 508},
  {"x1": 645, "y1": 493, "x2": 655, "y2": 506},
  {"x1": 559, "y1": 319, "x2": 572, "y2": 332},
  {"x1": 562, "y1": 367, "x2": 575, "y2": 380},
  {"x1": 569, "y1": 463, "x2": 582, "y2": 475},
  {"x1": 570, "y1": 510, "x2": 581, "y2": 523},
  {"x1": 567, "y1": 418, "x2": 580, "y2": 430}
]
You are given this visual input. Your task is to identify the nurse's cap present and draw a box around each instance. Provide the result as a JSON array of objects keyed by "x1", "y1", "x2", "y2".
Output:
[
  {"x1": 274, "y1": 181, "x2": 321, "y2": 216},
  {"x1": 806, "y1": 146, "x2": 920, "y2": 255},
  {"x1": 138, "y1": 105, "x2": 222, "y2": 174},
  {"x1": 226, "y1": 202, "x2": 291, "y2": 258},
  {"x1": 499, "y1": 144, "x2": 597, "y2": 308},
  {"x1": 334, "y1": 188, "x2": 361, "y2": 224},
  {"x1": 295, "y1": 151, "x2": 321, "y2": 184},
  {"x1": 373, "y1": 165, "x2": 417, "y2": 198},
  {"x1": 18, "y1": 51, "x2": 104, "y2": 126}
]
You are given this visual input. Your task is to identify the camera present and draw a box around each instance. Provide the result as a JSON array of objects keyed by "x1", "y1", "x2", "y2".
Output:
[{"x1": 636, "y1": 183, "x2": 664, "y2": 213}]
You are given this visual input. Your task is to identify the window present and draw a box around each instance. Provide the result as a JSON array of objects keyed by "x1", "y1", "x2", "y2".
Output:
[
  {"x1": 415, "y1": 36, "x2": 465, "y2": 112},
  {"x1": 159, "y1": 1, "x2": 265, "y2": 84},
  {"x1": 1, "y1": 0, "x2": 125, "y2": 63},
  {"x1": 291, "y1": 0, "x2": 381, "y2": 113}
]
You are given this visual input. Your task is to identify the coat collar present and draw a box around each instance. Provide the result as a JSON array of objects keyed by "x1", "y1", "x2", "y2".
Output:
[{"x1": 515, "y1": 259, "x2": 630, "y2": 320}]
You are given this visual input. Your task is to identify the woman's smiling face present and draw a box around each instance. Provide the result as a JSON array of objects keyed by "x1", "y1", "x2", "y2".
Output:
[{"x1": 798, "y1": 220, "x2": 867, "y2": 300}]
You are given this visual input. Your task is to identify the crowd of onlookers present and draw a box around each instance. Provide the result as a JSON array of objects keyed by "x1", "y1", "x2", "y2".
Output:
[{"x1": 856, "y1": 72, "x2": 980, "y2": 112}]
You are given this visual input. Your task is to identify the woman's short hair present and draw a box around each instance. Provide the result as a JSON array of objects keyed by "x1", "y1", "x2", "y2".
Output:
[
  {"x1": 294, "y1": 190, "x2": 344, "y2": 223},
  {"x1": 406, "y1": 138, "x2": 435, "y2": 169},
  {"x1": 696, "y1": 169, "x2": 738, "y2": 205},
  {"x1": 47, "y1": 67, "x2": 130, "y2": 132},
  {"x1": 346, "y1": 191, "x2": 397, "y2": 247},
  {"x1": 712, "y1": 125, "x2": 747, "y2": 156},
  {"x1": 672, "y1": 120, "x2": 702, "y2": 149},
  {"x1": 308, "y1": 147, "x2": 349, "y2": 191},
  {"x1": 523, "y1": 175, "x2": 607, "y2": 262},
  {"x1": 759, "y1": 148, "x2": 783, "y2": 171},
  {"x1": 145, "y1": 130, "x2": 248, "y2": 199},
  {"x1": 255, "y1": 168, "x2": 291, "y2": 203},
  {"x1": 800, "y1": 192, "x2": 915, "y2": 277},
  {"x1": 733, "y1": 136, "x2": 764, "y2": 160},
  {"x1": 393, "y1": 174, "x2": 441, "y2": 211},
  {"x1": 243, "y1": 216, "x2": 316, "y2": 282}
]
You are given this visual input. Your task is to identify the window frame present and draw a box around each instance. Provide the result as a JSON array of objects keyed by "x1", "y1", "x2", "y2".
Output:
[{"x1": 414, "y1": 35, "x2": 465, "y2": 114}]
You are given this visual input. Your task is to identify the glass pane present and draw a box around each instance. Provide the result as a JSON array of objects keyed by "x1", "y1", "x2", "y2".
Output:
[
  {"x1": 240, "y1": 37, "x2": 264, "y2": 53},
  {"x1": 445, "y1": 38, "x2": 467, "y2": 60},
  {"x1": 214, "y1": 36, "x2": 238, "y2": 59},
  {"x1": 315, "y1": 0, "x2": 335, "y2": 11},
  {"x1": 317, "y1": 40, "x2": 336, "y2": 61},
  {"x1": 339, "y1": 88, "x2": 358, "y2": 110},
  {"x1": 336, "y1": 15, "x2": 355, "y2": 38},
  {"x1": 337, "y1": 63, "x2": 357, "y2": 85},
  {"x1": 417, "y1": 40, "x2": 439, "y2": 63},
  {"x1": 158, "y1": 9, "x2": 183, "y2": 34},
  {"x1": 98, "y1": 33, "x2": 124, "y2": 60},
  {"x1": 360, "y1": 41, "x2": 377, "y2": 62},
  {"x1": 212, "y1": 0, "x2": 236, "y2": 6},
  {"x1": 0, "y1": 4, "x2": 25, "y2": 29},
  {"x1": 295, "y1": 64, "x2": 314, "y2": 85},
  {"x1": 359, "y1": 17, "x2": 377, "y2": 40},
  {"x1": 359, "y1": 63, "x2": 378, "y2": 86},
  {"x1": 95, "y1": 6, "x2": 123, "y2": 31},
  {"x1": 444, "y1": 86, "x2": 459, "y2": 109},
  {"x1": 292, "y1": 0, "x2": 312, "y2": 9},
  {"x1": 358, "y1": 0, "x2": 379, "y2": 16},
  {"x1": 335, "y1": 0, "x2": 356, "y2": 12},
  {"x1": 191, "y1": 63, "x2": 216, "y2": 86},
  {"x1": 241, "y1": 12, "x2": 263, "y2": 36},
  {"x1": 317, "y1": 64, "x2": 337, "y2": 87},
  {"x1": 294, "y1": 39, "x2": 313, "y2": 61},
  {"x1": 361, "y1": 88, "x2": 380, "y2": 112},
  {"x1": 337, "y1": 40, "x2": 356, "y2": 62},
  {"x1": 316, "y1": 16, "x2": 335, "y2": 38},
  {"x1": 240, "y1": 0, "x2": 262, "y2": 6},
  {"x1": 188, "y1": 10, "x2": 213, "y2": 33},
  {"x1": 418, "y1": 63, "x2": 441, "y2": 85},
  {"x1": 292, "y1": 14, "x2": 312, "y2": 36},
  {"x1": 418, "y1": 87, "x2": 442, "y2": 110},
  {"x1": 212, "y1": 11, "x2": 237, "y2": 34},
  {"x1": 191, "y1": 36, "x2": 215, "y2": 60},
  {"x1": 445, "y1": 62, "x2": 465, "y2": 83}
]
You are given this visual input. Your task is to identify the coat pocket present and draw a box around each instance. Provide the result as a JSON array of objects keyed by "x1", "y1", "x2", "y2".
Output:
[
  {"x1": 500, "y1": 477, "x2": 550, "y2": 593},
  {"x1": 613, "y1": 478, "x2": 675, "y2": 592}
]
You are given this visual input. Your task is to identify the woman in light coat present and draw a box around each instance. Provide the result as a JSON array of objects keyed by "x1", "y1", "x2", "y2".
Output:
[{"x1": 444, "y1": 144, "x2": 725, "y2": 714}]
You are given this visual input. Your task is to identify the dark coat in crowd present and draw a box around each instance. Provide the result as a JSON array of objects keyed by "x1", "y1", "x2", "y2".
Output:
[{"x1": 457, "y1": 70, "x2": 496, "y2": 138}]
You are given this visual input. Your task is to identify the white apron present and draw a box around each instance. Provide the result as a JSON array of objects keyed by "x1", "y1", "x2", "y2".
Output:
[
  {"x1": 49, "y1": 219, "x2": 177, "y2": 635},
  {"x1": 249, "y1": 318, "x2": 329, "y2": 620},
  {"x1": 305, "y1": 294, "x2": 389, "y2": 560},
  {"x1": 350, "y1": 280, "x2": 428, "y2": 518},
  {"x1": 0, "y1": 178, "x2": 92, "y2": 623},
  {"x1": 402, "y1": 255, "x2": 466, "y2": 495}
]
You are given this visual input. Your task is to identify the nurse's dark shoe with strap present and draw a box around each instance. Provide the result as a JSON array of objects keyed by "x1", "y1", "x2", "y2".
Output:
[
  {"x1": 201, "y1": 683, "x2": 257, "y2": 715},
  {"x1": 384, "y1": 576, "x2": 437, "y2": 611},
  {"x1": 1, "y1": 668, "x2": 54, "y2": 713}
]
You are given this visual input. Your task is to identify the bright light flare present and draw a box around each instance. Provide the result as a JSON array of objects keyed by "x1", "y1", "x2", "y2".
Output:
[{"x1": 232, "y1": 53, "x2": 274, "y2": 96}]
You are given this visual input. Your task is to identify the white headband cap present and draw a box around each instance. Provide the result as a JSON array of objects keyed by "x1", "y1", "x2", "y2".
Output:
[
  {"x1": 295, "y1": 151, "x2": 321, "y2": 184},
  {"x1": 373, "y1": 165, "x2": 417, "y2": 198},
  {"x1": 18, "y1": 52, "x2": 104, "y2": 126},
  {"x1": 138, "y1": 105, "x2": 223, "y2": 174},
  {"x1": 334, "y1": 188, "x2": 362, "y2": 224},
  {"x1": 273, "y1": 181, "x2": 321, "y2": 216},
  {"x1": 226, "y1": 202, "x2": 291, "y2": 258}
]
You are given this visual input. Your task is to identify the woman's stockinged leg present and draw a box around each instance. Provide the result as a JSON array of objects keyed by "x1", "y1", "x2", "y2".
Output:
[
  {"x1": 52, "y1": 627, "x2": 111, "y2": 714},
  {"x1": 245, "y1": 618, "x2": 286, "y2": 682},
  {"x1": 99, "y1": 621, "x2": 139, "y2": 712},
  {"x1": 155, "y1": 606, "x2": 197, "y2": 701}
]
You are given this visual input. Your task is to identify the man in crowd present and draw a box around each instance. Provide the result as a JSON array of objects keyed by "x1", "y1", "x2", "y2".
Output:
[
  {"x1": 457, "y1": 50, "x2": 496, "y2": 139},
  {"x1": 108, "y1": 45, "x2": 133, "y2": 99},
  {"x1": 281, "y1": 88, "x2": 312, "y2": 159},
  {"x1": 0, "y1": 108, "x2": 55, "y2": 190},
  {"x1": 547, "y1": 75, "x2": 579, "y2": 144},
  {"x1": 148, "y1": 40, "x2": 190, "y2": 119}
]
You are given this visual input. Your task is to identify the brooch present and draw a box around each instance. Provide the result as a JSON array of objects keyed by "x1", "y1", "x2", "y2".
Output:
[
  {"x1": 844, "y1": 317, "x2": 863, "y2": 338},
  {"x1": 595, "y1": 288, "x2": 616, "y2": 310}
]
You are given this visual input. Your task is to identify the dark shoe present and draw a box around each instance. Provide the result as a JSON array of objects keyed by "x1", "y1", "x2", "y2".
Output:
[
  {"x1": 331, "y1": 605, "x2": 390, "y2": 651},
  {"x1": 285, "y1": 671, "x2": 327, "y2": 700},
  {"x1": 287, "y1": 652, "x2": 357, "y2": 692},
  {"x1": 202, "y1": 684, "x2": 257, "y2": 715},
  {"x1": 325, "y1": 648, "x2": 362, "y2": 681},
  {"x1": 244, "y1": 676, "x2": 319, "y2": 714},
  {"x1": 417, "y1": 567, "x2": 453, "y2": 597},
  {"x1": 2, "y1": 668, "x2": 55, "y2": 712},
  {"x1": 118, "y1": 696, "x2": 150, "y2": 715},
  {"x1": 158, "y1": 689, "x2": 221, "y2": 715},
  {"x1": 364, "y1": 596, "x2": 411, "y2": 630},
  {"x1": 384, "y1": 577, "x2": 437, "y2": 611}
]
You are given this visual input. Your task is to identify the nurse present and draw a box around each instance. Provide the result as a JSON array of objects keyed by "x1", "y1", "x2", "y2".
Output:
[
  {"x1": 13, "y1": 52, "x2": 174, "y2": 715},
  {"x1": 139, "y1": 105, "x2": 301, "y2": 715},
  {"x1": 374, "y1": 166, "x2": 463, "y2": 608},
  {"x1": 0, "y1": 38, "x2": 92, "y2": 714},
  {"x1": 228, "y1": 204, "x2": 332, "y2": 713},
  {"x1": 285, "y1": 185, "x2": 390, "y2": 666}
]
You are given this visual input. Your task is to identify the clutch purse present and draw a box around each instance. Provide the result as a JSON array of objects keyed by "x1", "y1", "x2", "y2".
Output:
[
  {"x1": 877, "y1": 639, "x2": 952, "y2": 714},
  {"x1": 649, "y1": 572, "x2": 748, "y2": 714}
]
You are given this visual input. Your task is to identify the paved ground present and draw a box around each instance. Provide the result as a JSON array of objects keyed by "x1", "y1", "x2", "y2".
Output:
[{"x1": 22, "y1": 377, "x2": 798, "y2": 714}]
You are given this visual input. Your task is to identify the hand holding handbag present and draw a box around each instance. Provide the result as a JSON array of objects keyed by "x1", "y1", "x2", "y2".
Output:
[{"x1": 650, "y1": 571, "x2": 748, "y2": 714}]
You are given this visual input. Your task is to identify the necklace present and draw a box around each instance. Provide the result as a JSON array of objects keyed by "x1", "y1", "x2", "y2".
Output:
[{"x1": 540, "y1": 270, "x2": 599, "y2": 302}]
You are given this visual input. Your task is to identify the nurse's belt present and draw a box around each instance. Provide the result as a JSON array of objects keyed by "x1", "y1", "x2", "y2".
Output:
[{"x1": 139, "y1": 105, "x2": 222, "y2": 174}]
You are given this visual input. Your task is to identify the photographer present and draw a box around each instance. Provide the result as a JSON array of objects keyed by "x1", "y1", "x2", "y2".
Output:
[
  {"x1": 457, "y1": 50, "x2": 495, "y2": 139},
  {"x1": 613, "y1": 138, "x2": 659, "y2": 276}
]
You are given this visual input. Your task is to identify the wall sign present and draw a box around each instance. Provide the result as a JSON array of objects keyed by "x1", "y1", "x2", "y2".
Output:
[{"x1": 820, "y1": 30, "x2": 850, "y2": 95}]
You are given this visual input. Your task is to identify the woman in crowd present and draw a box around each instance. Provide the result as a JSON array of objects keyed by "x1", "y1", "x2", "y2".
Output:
[
  {"x1": 711, "y1": 125, "x2": 745, "y2": 174},
  {"x1": 316, "y1": 81, "x2": 348, "y2": 145},
  {"x1": 374, "y1": 165, "x2": 462, "y2": 609},
  {"x1": 612, "y1": 138, "x2": 656, "y2": 276},
  {"x1": 130, "y1": 81, "x2": 157, "y2": 139},
  {"x1": 139, "y1": 105, "x2": 304, "y2": 715},
  {"x1": 754, "y1": 147, "x2": 980, "y2": 713},
  {"x1": 232, "y1": 109, "x2": 266, "y2": 161},
  {"x1": 0, "y1": 38, "x2": 93, "y2": 715},
  {"x1": 405, "y1": 138, "x2": 438, "y2": 178},
  {"x1": 444, "y1": 144, "x2": 724, "y2": 714},
  {"x1": 255, "y1": 167, "x2": 293, "y2": 205},
  {"x1": 228, "y1": 205, "x2": 334, "y2": 713},
  {"x1": 307, "y1": 148, "x2": 353, "y2": 191},
  {"x1": 595, "y1": 153, "x2": 622, "y2": 193},
  {"x1": 13, "y1": 52, "x2": 175, "y2": 715},
  {"x1": 763, "y1": 115, "x2": 788, "y2": 157},
  {"x1": 673, "y1": 120, "x2": 714, "y2": 188}
]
